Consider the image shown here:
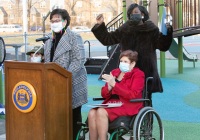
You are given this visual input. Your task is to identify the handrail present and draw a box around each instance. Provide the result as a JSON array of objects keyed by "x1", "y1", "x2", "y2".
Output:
[
  {"x1": 84, "y1": 40, "x2": 91, "y2": 58},
  {"x1": 105, "y1": 12, "x2": 123, "y2": 58},
  {"x1": 106, "y1": 12, "x2": 124, "y2": 32},
  {"x1": 98, "y1": 44, "x2": 120, "y2": 80},
  {"x1": 107, "y1": 17, "x2": 123, "y2": 31},
  {"x1": 106, "y1": 12, "x2": 123, "y2": 27},
  {"x1": 173, "y1": 25, "x2": 200, "y2": 32}
]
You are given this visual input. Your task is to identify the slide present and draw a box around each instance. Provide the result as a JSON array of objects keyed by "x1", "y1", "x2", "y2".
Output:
[
  {"x1": 169, "y1": 39, "x2": 198, "y2": 62},
  {"x1": 160, "y1": 6, "x2": 198, "y2": 63}
]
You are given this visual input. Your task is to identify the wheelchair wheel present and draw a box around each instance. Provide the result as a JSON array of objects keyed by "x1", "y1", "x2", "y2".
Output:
[
  {"x1": 76, "y1": 127, "x2": 89, "y2": 140},
  {"x1": 133, "y1": 107, "x2": 164, "y2": 140}
]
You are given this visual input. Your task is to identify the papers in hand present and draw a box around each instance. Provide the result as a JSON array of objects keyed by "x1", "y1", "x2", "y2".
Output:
[
  {"x1": 159, "y1": 7, "x2": 167, "y2": 35},
  {"x1": 87, "y1": 102, "x2": 123, "y2": 108}
]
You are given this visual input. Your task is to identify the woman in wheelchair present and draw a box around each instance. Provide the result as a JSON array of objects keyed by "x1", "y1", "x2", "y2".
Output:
[{"x1": 88, "y1": 50, "x2": 145, "y2": 140}]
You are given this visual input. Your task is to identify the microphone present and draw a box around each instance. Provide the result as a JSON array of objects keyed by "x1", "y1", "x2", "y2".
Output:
[
  {"x1": 33, "y1": 45, "x2": 43, "y2": 56},
  {"x1": 31, "y1": 45, "x2": 44, "y2": 62},
  {"x1": 36, "y1": 36, "x2": 50, "y2": 43}
]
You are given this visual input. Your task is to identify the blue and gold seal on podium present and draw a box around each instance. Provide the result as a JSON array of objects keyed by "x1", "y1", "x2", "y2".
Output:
[{"x1": 12, "y1": 81, "x2": 37, "y2": 113}]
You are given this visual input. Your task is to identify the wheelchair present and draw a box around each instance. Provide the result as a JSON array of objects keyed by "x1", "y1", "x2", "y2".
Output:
[{"x1": 76, "y1": 77, "x2": 164, "y2": 140}]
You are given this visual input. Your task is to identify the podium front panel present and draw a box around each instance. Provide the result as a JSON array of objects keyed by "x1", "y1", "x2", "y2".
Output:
[{"x1": 5, "y1": 61, "x2": 72, "y2": 140}]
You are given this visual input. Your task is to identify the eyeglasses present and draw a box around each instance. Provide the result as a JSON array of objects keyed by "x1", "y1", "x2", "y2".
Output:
[{"x1": 50, "y1": 19, "x2": 63, "y2": 23}]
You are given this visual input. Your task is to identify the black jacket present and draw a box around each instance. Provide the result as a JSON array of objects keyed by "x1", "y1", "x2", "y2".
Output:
[{"x1": 92, "y1": 20, "x2": 173, "y2": 93}]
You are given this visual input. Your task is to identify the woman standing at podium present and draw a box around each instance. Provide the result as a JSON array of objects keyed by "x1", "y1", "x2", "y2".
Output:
[{"x1": 43, "y1": 8, "x2": 88, "y2": 140}]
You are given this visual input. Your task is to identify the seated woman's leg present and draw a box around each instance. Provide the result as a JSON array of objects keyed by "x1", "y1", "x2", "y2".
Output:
[
  {"x1": 88, "y1": 109, "x2": 98, "y2": 140},
  {"x1": 96, "y1": 108, "x2": 109, "y2": 140}
]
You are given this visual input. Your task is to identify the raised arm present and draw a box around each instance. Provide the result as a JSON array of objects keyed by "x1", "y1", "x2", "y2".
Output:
[
  {"x1": 91, "y1": 14, "x2": 122, "y2": 46},
  {"x1": 156, "y1": 24, "x2": 173, "y2": 51}
]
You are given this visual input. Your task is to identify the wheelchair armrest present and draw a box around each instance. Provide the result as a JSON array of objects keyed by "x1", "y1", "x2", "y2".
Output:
[
  {"x1": 93, "y1": 98, "x2": 105, "y2": 101},
  {"x1": 77, "y1": 122, "x2": 87, "y2": 127},
  {"x1": 130, "y1": 99, "x2": 150, "y2": 103}
]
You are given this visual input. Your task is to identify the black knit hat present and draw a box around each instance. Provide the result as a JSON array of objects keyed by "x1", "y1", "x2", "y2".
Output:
[
  {"x1": 26, "y1": 46, "x2": 44, "y2": 55},
  {"x1": 127, "y1": 3, "x2": 149, "y2": 22}
]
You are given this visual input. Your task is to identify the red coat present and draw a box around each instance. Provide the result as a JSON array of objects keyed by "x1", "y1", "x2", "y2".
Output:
[{"x1": 101, "y1": 67, "x2": 145, "y2": 121}]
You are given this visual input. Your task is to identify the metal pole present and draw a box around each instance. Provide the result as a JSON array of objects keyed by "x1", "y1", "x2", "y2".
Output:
[
  {"x1": 0, "y1": 67, "x2": 5, "y2": 119},
  {"x1": 199, "y1": 0, "x2": 200, "y2": 25},
  {"x1": 24, "y1": 32, "x2": 28, "y2": 61},
  {"x1": 142, "y1": 0, "x2": 148, "y2": 8},
  {"x1": 123, "y1": 0, "x2": 127, "y2": 22},
  {"x1": 194, "y1": 0, "x2": 196, "y2": 25},
  {"x1": 84, "y1": 40, "x2": 90, "y2": 58},
  {"x1": 23, "y1": 0, "x2": 28, "y2": 33},
  {"x1": 177, "y1": 0, "x2": 183, "y2": 73},
  {"x1": 23, "y1": 0, "x2": 28, "y2": 61},
  {"x1": 0, "y1": 39, "x2": 5, "y2": 118},
  {"x1": 159, "y1": 0, "x2": 166, "y2": 77},
  {"x1": 0, "y1": 67, "x2": 4, "y2": 105},
  {"x1": 43, "y1": 16, "x2": 46, "y2": 35}
]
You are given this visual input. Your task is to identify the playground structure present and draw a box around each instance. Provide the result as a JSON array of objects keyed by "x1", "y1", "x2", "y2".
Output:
[
  {"x1": 134, "y1": 0, "x2": 200, "y2": 76},
  {"x1": 164, "y1": 0, "x2": 200, "y2": 74},
  {"x1": 169, "y1": 38, "x2": 198, "y2": 68},
  {"x1": 84, "y1": 0, "x2": 200, "y2": 78},
  {"x1": 146, "y1": 0, "x2": 200, "y2": 76}
]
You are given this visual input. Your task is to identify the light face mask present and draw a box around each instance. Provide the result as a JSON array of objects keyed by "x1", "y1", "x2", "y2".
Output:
[
  {"x1": 51, "y1": 21, "x2": 63, "y2": 32},
  {"x1": 130, "y1": 14, "x2": 142, "y2": 25},
  {"x1": 119, "y1": 62, "x2": 130, "y2": 72},
  {"x1": 31, "y1": 56, "x2": 42, "y2": 63}
]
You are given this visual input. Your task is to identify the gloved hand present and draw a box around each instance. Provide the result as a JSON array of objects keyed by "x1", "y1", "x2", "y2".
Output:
[
  {"x1": 96, "y1": 14, "x2": 104, "y2": 25},
  {"x1": 166, "y1": 23, "x2": 173, "y2": 34}
]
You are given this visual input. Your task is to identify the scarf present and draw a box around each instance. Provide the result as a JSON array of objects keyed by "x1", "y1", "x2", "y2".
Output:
[
  {"x1": 119, "y1": 20, "x2": 158, "y2": 34},
  {"x1": 50, "y1": 25, "x2": 67, "y2": 62}
]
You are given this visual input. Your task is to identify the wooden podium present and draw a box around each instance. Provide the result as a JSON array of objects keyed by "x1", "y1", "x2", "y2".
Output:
[{"x1": 4, "y1": 61, "x2": 72, "y2": 140}]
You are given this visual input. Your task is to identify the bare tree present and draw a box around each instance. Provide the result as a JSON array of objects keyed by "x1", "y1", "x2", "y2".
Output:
[
  {"x1": 64, "y1": 0, "x2": 121, "y2": 26},
  {"x1": 65, "y1": 0, "x2": 89, "y2": 26},
  {"x1": 101, "y1": 0, "x2": 119, "y2": 16},
  {"x1": 15, "y1": 0, "x2": 21, "y2": 24},
  {"x1": 65, "y1": 0, "x2": 84, "y2": 16},
  {"x1": 27, "y1": 0, "x2": 43, "y2": 29}
]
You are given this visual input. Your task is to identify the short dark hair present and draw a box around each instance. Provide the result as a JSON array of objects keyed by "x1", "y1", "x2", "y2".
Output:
[
  {"x1": 119, "y1": 50, "x2": 138, "y2": 63},
  {"x1": 127, "y1": 3, "x2": 149, "y2": 22},
  {"x1": 50, "y1": 9, "x2": 71, "y2": 26}
]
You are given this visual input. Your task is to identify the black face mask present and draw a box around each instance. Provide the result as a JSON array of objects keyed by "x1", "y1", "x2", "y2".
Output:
[{"x1": 129, "y1": 14, "x2": 142, "y2": 25}]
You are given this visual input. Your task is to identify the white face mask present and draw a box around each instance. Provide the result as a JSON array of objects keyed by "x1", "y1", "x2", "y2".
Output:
[
  {"x1": 51, "y1": 21, "x2": 63, "y2": 32},
  {"x1": 31, "y1": 56, "x2": 42, "y2": 63},
  {"x1": 119, "y1": 62, "x2": 130, "y2": 72}
]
